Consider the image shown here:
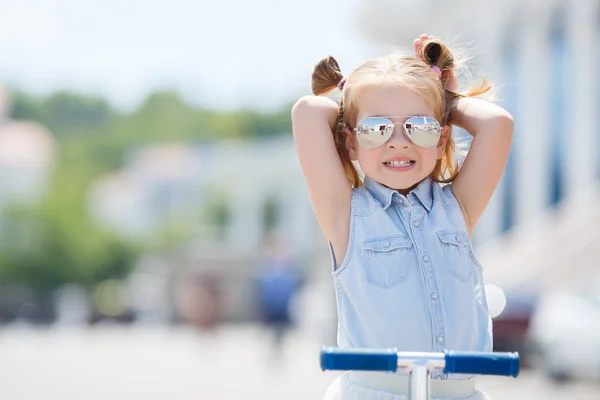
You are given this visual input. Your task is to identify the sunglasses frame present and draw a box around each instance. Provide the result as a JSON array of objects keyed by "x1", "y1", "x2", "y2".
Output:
[{"x1": 354, "y1": 116, "x2": 443, "y2": 149}]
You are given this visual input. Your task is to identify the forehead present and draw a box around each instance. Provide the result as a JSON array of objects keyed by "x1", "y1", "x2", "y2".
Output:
[{"x1": 354, "y1": 85, "x2": 435, "y2": 121}]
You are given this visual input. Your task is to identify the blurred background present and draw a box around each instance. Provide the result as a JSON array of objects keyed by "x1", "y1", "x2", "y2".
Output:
[{"x1": 0, "y1": 0, "x2": 599, "y2": 399}]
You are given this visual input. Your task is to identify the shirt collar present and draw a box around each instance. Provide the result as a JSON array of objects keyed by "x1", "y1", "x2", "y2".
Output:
[{"x1": 364, "y1": 176, "x2": 433, "y2": 212}]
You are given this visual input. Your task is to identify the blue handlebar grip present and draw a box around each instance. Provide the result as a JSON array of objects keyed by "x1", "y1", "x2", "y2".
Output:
[
  {"x1": 320, "y1": 347, "x2": 398, "y2": 372},
  {"x1": 444, "y1": 351, "x2": 520, "y2": 377}
]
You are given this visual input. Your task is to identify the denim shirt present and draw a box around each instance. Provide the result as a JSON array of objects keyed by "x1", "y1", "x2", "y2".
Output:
[{"x1": 329, "y1": 177, "x2": 493, "y2": 379}]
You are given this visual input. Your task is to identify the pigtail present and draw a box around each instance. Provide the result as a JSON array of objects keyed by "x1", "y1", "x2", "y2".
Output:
[
  {"x1": 419, "y1": 38, "x2": 492, "y2": 101},
  {"x1": 311, "y1": 56, "x2": 345, "y2": 96},
  {"x1": 310, "y1": 56, "x2": 360, "y2": 187},
  {"x1": 422, "y1": 41, "x2": 453, "y2": 73}
]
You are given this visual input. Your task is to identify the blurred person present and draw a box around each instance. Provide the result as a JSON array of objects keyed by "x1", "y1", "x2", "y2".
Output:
[
  {"x1": 194, "y1": 274, "x2": 221, "y2": 330},
  {"x1": 176, "y1": 272, "x2": 222, "y2": 332},
  {"x1": 291, "y1": 33, "x2": 513, "y2": 400},
  {"x1": 255, "y1": 233, "x2": 302, "y2": 364}
]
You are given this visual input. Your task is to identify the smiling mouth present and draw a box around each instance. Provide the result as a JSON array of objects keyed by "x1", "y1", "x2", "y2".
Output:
[{"x1": 384, "y1": 160, "x2": 415, "y2": 167}]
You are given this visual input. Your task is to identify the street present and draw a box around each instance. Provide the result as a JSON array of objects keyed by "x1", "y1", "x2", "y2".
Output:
[{"x1": 0, "y1": 324, "x2": 598, "y2": 400}]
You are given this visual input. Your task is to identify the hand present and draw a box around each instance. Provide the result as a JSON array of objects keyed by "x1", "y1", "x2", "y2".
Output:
[
  {"x1": 413, "y1": 33, "x2": 458, "y2": 92},
  {"x1": 413, "y1": 33, "x2": 433, "y2": 60}
]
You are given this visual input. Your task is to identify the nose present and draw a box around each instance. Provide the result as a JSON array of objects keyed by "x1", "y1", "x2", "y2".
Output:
[{"x1": 386, "y1": 125, "x2": 410, "y2": 148}]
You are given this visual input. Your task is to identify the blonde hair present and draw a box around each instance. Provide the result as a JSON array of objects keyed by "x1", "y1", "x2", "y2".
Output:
[{"x1": 311, "y1": 38, "x2": 491, "y2": 188}]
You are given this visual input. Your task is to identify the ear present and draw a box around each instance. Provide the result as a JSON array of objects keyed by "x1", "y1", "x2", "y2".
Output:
[
  {"x1": 344, "y1": 126, "x2": 358, "y2": 161},
  {"x1": 437, "y1": 125, "x2": 451, "y2": 159}
]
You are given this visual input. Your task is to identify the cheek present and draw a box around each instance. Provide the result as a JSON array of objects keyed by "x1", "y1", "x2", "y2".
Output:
[
  {"x1": 418, "y1": 148, "x2": 440, "y2": 165},
  {"x1": 357, "y1": 147, "x2": 380, "y2": 165}
]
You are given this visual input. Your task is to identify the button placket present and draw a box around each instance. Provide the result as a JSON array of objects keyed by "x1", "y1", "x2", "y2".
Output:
[{"x1": 407, "y1": 205, "x2": 445, "y2": 357}]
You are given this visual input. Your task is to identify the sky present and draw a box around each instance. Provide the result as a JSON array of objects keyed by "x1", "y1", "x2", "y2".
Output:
[{"x1": 0, "y1": 0, "x2": 393, "y2": 112}]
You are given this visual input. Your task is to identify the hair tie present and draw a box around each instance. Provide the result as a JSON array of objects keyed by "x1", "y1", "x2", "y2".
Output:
[
  {"x1": 431, "y1": 65, "x2": 442, "y2": 78},
  {"x1": 337, "y1": 77, "x2": 347, "y2": 90}
]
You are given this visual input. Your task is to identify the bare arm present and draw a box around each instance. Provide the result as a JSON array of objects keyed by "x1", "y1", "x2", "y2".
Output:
[
  {"x1": 291, "y1": 95, "x2": 352, "y2": 245},
  {"x1": 450, "y1": 97, "x2": 514, "y2": 233}
]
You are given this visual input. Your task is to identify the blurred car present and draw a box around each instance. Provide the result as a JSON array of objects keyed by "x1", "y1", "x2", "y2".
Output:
[
  {"x1": 528, "y1": 283, "x2": 600, "y2": 382},
  {"x1": 0, "y1": 285, "x2": 56, "y2": 325},
  {"x1": 492, "y1": 291, "x2": 538, "y2": 367}
]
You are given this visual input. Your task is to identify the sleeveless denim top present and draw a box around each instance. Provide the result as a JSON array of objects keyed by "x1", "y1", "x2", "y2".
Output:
[{"x1": 329, "y1": 177, "x2": 493, "y2": 379}]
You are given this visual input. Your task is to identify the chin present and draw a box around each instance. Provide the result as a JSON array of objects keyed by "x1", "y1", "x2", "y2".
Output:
[{"x1": 380, "y1": 179, "x2": 418, "y2": 192}]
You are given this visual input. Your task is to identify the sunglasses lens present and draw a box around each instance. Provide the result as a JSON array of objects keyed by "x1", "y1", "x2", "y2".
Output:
[
  {"x1": 355, "y1": 117, "x2": 394, "y2": 149},
  {"x1": 404, "y1": 117, "x2": 441, "y2": 148}
]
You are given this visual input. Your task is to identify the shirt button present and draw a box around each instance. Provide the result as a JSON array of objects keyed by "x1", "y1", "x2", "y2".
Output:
[
  {"x1": 399, "y1": 198, "x2": 404, "y2": 204},
  {"x1": 422, "y1": 255, "x2": 429, "y2": 262},
  {"x1": 455, "y1": 235, "x2": 463, "y2": 242},
  {"x1": 436, "y1": 336, "x2": 444, "y2": 343},
  {"x1": 383, "y1": 241, "x2": 390, "y2": 248},
  {"x1": 431, "y1": 292, "x2": 438, "y2": 300},
  {"x1": 413, "y1": 220, "x2": 420, "y2": 227}
]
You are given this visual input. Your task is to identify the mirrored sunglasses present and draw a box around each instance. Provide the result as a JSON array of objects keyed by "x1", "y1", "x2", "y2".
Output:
[{"x1": 354, "y1": 116, "x2": 442, "y2": 149}]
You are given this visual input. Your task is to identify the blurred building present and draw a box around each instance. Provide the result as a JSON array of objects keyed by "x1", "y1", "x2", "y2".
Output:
[
  {"x1": 88, "y1": 143, "x2": 202, "y2": 242},
  {"x1": 88, "y1": 138, "x2": 319, "y2": 257},
  {"x1": 0, "y1": 85, "x2": 56, "y2": 210},
  {"x1": 357, "y1": 0, "x2": 600, "y2": 293}
]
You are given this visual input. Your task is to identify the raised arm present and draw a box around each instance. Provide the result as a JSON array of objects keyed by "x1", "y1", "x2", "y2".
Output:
[
  {"x1": 450, "y1": 97, "x2": 514, "y2": 233},
  {"x1": 291, "y1": 95, "x2": 353, "y2": 245}
]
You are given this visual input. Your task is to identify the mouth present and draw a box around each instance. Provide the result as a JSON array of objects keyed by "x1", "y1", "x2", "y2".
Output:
[{"x1": 383, "y1": 160, "x2": 416, "y2": 169}]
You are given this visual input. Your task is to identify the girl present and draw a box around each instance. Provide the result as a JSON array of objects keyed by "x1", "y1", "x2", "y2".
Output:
[{"x1": 291, "y1": 34, "x2": 514, "y2": 400}]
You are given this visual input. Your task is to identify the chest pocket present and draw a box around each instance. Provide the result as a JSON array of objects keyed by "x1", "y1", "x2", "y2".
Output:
[
  {"x1": 363, "y1": 234, "x2": 412, "y2": 288},
  {"x1": 437, "y1": 230, "x2": 474, "y2": 282}
]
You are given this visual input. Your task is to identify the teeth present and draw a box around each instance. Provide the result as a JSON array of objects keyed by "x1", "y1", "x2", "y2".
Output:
[{"x1": 386, "y1": 160, "x2": 413, "y2": 167}]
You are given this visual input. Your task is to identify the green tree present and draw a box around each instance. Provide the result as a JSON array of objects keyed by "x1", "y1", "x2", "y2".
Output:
[
  {"x1": 0, "y1": 152, "x2": 139, "y2": 291},
  {"x1": 12, "y1": 91, "x2": 115, "y2": 138}
]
